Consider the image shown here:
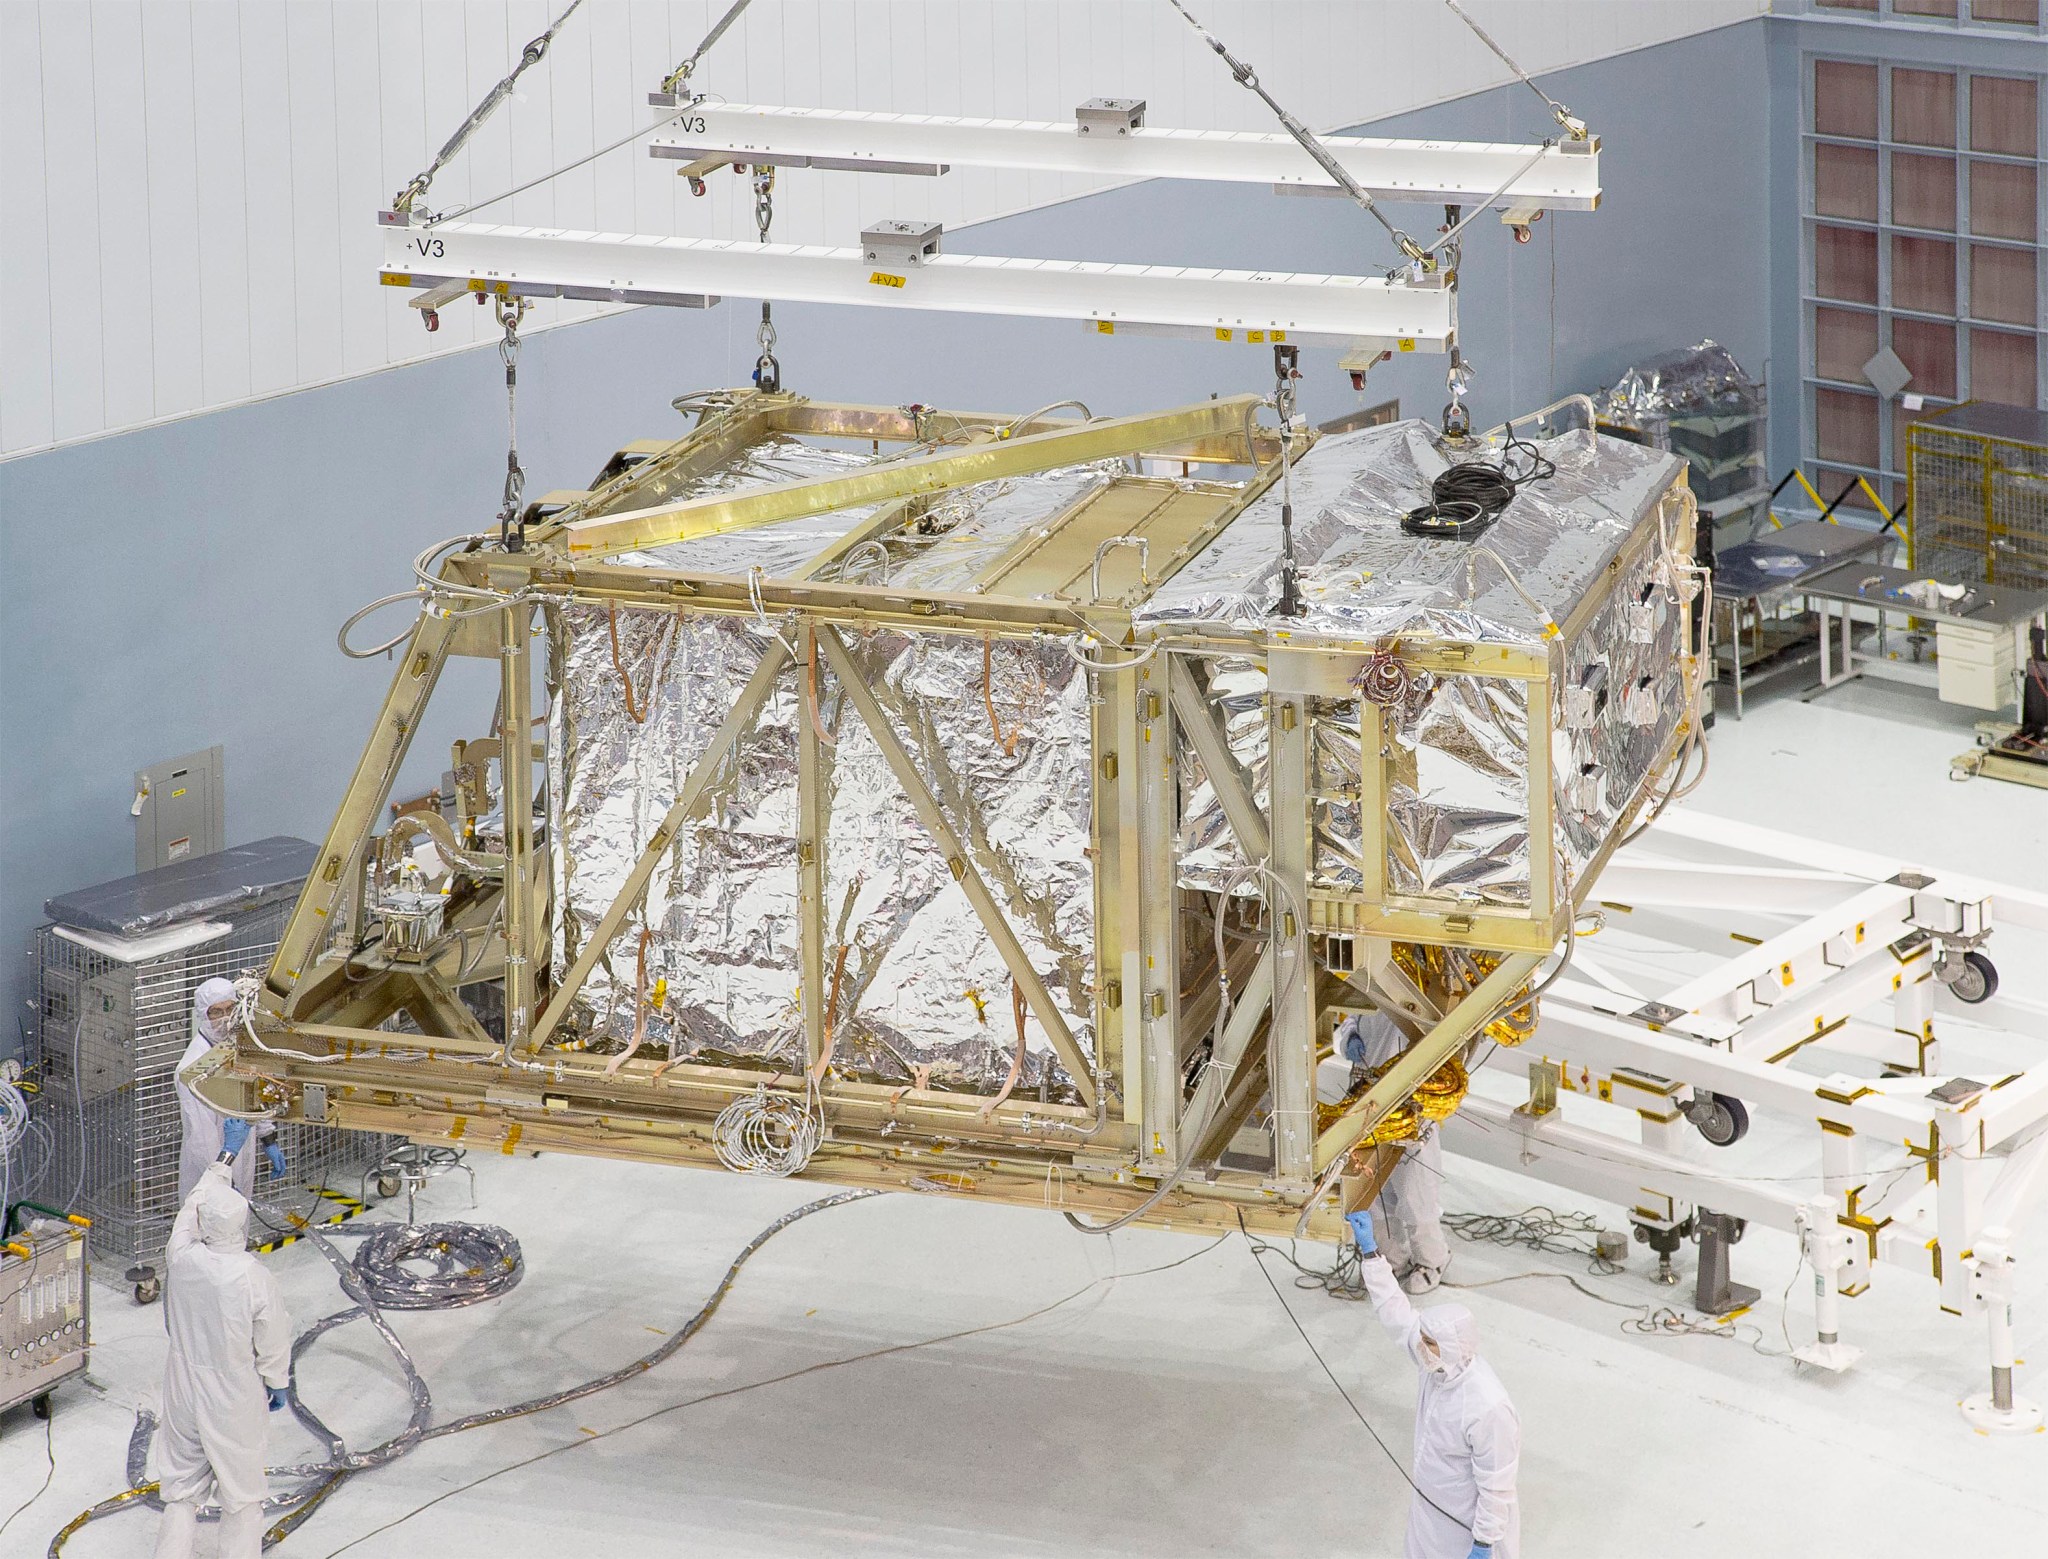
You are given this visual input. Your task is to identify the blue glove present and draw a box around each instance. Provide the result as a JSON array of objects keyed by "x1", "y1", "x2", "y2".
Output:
[
  {"x1": 1345, "y1": 1211, "x2": 1378, "y2": 1256},
  {"x1": 264, "y1": 1142, "x2": 287, "y2": 1179},
  {"x1": 267, "y1": 1386, "x2": 289, "y2": 1413},
  {"x1": 220, "y1": 1118, "x2": 253, "y2": 1155},
  {"x1": 1467, "y1": 1545, "x2": 1492, "y2": 1559}
]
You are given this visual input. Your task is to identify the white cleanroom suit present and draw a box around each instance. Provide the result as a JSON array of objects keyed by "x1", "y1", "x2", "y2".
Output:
[
  {"x1": 176, "y1": 979, "x2": 260, "y2": 1202},
  {"x1": 1360, "y1": 1252, "x2": 1521, "y2": 1559},
  {"x1": 154, "y1": 1163, "x2": 292, "y2": 1559},
  {"x1": 1336, "y1": 1012, "x2": 1451, "y2": 1287}
]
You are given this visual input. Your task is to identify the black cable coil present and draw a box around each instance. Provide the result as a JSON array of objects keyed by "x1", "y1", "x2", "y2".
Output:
[{"x1": 1401, "y1": 427, "x2": 1557, "y2": 541}]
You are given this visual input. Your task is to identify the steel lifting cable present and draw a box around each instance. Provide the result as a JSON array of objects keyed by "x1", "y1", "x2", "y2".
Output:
[
  {"x1": 659, "y1": 0, "x2": 757, "y2": 96},
  {"x1": 391, "y1": 0, "x2": 588, "y2": 217},
  {"x1": 49, "y1": 1191, "x2": 880, "y2": 1556},
  {"x1": 1164, "y1": 0, "x2": 1424, "y2": 266},
  {"x1": 1441, "y1": 0, "x2": 1589, "y2": 140},
  {"x1": 496, "y1": 295, "x2": 531, "y2": 550},
  {"x1": 752, "y1": 164, "x2": 782, "y2": 391},
  {"x1": 417, "y1": 1, "x2": 752, "y2": 228}
]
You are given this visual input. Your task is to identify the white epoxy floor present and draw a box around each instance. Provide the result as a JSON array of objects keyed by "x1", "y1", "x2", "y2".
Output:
[{"x1": 5, "y1": 674, "x2": 2044, "y2": 1558}]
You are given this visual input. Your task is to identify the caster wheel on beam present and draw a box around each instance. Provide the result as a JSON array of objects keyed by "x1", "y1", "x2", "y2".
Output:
[
  {"x1": 1945, "y1": 951, "x2": 1998, "y2": 1006},
  {"x1": 1690, "y1": 1092, "x2": 1750, "y2": 1147},
  {"x1": 133, "y1": 1277, "x2": 161, "y2": 1305}
]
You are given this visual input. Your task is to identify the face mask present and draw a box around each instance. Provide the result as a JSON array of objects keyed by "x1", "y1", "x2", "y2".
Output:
[{"x1": 207, "y1": 1004, "x2": 238, "y2": 1038}]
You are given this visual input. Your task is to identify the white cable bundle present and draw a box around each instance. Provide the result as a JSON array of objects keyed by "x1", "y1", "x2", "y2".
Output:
[
  {"x1": 1, "y1": 1073, "x2": 36, "y2": 1220},
  {"x1": 713, "y1": 1081, "x2": 823, "y2": 1177}
]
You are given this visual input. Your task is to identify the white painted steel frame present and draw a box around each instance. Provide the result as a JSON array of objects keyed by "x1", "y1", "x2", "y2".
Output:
[
  {"x1": 646, "y1": 104, "x2": 1601, "y2": 209},
  {"x1": 1450, "y1": 808, "x2": 2048, "y2": 1335},
  {"x1": 382, "y1": 222, "x2": 1456, "y2": 347}
]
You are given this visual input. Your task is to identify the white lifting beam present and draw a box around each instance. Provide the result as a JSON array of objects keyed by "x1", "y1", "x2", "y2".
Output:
[
  {"x1": 380, "y1": 221, "x2": 1457, "y2": 350},
  {"x1": 645, "y1": 103, "x2": 1601, "y2": 211}
]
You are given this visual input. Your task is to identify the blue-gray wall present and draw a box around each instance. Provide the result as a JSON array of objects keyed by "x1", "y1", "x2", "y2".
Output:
[
  {"x1": 1764, "y1": 11, "x2": 2048, "y2": 502},
  {"x1": 0, "y1": 19, "x2": 1775, "y2": 1050}
]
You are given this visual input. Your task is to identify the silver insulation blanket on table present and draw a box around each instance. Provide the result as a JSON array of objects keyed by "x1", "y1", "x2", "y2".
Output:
[
  {"x1": 549, "y1": 442, "x2": 1100, "y2": 1092},
  {"x1": 1142, "y1": 420, "x2": 1688, "y2": 907}
]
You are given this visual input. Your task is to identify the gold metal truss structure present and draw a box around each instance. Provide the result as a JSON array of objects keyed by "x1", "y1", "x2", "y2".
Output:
[{"x1": 205, "y1": 390, "x2": 1699, "y2": 1239}]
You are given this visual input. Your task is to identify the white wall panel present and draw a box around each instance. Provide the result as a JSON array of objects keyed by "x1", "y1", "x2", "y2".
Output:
[
  {"x1": 191, "y1": 1, "x2": 253, "y2": 410},
  {"x1": 0, "y1": 2, "x2": 56, "y2": 453},
  {"x1": 90, "y1": 2, "x2": 154, "y2": 433},
  {"x1": 140, "y1": 2, "x2": 204, "y2": 425},
  {"x1": 38, "y1": 1, "x2": 105, "y2": 445},
  {"x1": 1, "y1": 0, "x2": 1766, "y2": 458},
  {"x1": 239, "y1": 2, "x2": 301, "y2": 397}
]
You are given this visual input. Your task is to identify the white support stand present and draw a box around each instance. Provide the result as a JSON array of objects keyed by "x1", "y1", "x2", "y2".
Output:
[
  {"x1": 1793, "y1": 1199, "x2": 1863, "y2": 1372},
  {"x1": 1960, "y1": 1229, "x2": 2044, "y2": 1434},
  {"x1": 1446, "y1": 810, "x2": 2048, "y2": 1375}
]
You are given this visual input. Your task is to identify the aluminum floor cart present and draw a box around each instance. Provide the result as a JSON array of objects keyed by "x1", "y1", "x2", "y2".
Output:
[{"x1": 31, "y1": 839, "x2": 394, "y2": 1302}]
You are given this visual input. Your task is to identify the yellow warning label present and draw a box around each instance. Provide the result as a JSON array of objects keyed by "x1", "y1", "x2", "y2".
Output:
[
  {"x1": 1273, "y1": 330, "x2": 1286, "y2": 343},
  {"x1": 170, "y1": 788, "x2": 187, "y2": 798},
  {"x1": 1248, "y1": 330, "x2": 1266, "y2": 343},
  {"x1": 870, "y1": 271, "x2": 907, "y2": 288},
  {"x1": 1397, "y1": 338, "x2": 1416, "y2": 352},
  {"x1": 1214, "y1": 327, "x2": 1233, "y2": 341},
  {"x1": 1096, "y1": 321, "x2": 1115, "y2": 334},
  {"x1": 380, "y1": 272, "x2": 413, "y2": 287}
]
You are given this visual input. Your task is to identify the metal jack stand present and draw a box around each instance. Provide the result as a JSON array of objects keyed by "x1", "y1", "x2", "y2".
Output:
[
  {"x1": 364, "y1": 1144, "x2": 477, "y2": 1227},
  {"x1": 1693, "y1": 1209, "x2": 1759, "y2": 1316},
  {"x1": 1960, "y1": 1228, "x2": 2043, "y2": 1434},
  {"x1": 1793, "y1": 1199, "x2": 1862, "y2": 1372},
  {"x1": 1632, "y1": 1216, "x2": 1688, "y2": 1287}
]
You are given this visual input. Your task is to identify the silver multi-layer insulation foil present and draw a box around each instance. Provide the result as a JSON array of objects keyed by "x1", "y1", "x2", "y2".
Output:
[
  {"x1": 546, "y1": 414, "x2": 1687, "y2": 1089},
  {"x1": 1145, "y1": 420, "x2": 1689, "y2": 906},
  {"x1": 550, "y1": 443, "x2": 1100, "y2": 1091}
]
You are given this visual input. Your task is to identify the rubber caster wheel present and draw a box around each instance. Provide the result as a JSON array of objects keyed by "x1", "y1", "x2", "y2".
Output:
[
  {"x1": 31, "y1": 1393, "x2": 52, "y2": 1419},
  {"x1": 1946, "y1": 951, "x2": 1998, "y2": 1005},
  {"x1": 376, "y1": 1175, "x2": 401, "y2": 1200},
  {"x1": 133, "y1": 1277, "x2": 161, "y2": 1305},
  {"x1": 1691, "y1": 1091, "x2": 1750, "y2": 1147}
]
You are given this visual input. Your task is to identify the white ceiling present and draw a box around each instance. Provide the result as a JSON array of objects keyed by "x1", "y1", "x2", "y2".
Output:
[{"x1": 0, "y1": 0, "x2": 1764, "y2": 458}]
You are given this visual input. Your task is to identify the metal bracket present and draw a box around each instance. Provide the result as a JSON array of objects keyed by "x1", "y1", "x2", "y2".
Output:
[
  {"x1": 1076, "y1": 97, "x2": 1146, "y2": 136},
  {"x1": 861, "y1": 220, "x2": 944, "y2": 270}
]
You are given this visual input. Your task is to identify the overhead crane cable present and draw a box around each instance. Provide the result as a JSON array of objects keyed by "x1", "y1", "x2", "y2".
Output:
[
  {"x1": 413, "y1": 0, "x2": 755, "y2": 228},
  {"x1": 392, "y1": 0, "x2": 589, "y2": 216},
  {"x1": 1163, "y1": 0, "x2": 1424, "y2": 265},
  {"x1": 661, "y1": 0, "x2": 758, "y2": 95},
  {"x1": 1442, "y1": 0, "x2": 1588, "y2": 139}
]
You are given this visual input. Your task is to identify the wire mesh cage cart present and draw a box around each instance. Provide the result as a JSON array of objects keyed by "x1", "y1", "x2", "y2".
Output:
[
  {"x1": 1907, "y1": 402, "x2": 2048, "y2": 594},
  {"x1": 28, "y1": 840, "x2": 396, "y2": 1301}
]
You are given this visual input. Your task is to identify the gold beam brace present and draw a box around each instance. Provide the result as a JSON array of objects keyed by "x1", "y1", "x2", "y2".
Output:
[
  {"x1": 816, "y1": 624, "x2": 1099, "y2": 1107},
  {"x1": 1182, "y1": 946, "x2": 1275, "y2": 1154},
  {"x1": 526, "y1": 639, "x2": 795, "y2": 1050},
  {"x1": 1167, "y1": 656, "x2": 1271, "y2": 861},
  {"x1": 559, "y1": 397, "x2": 1263, "y2": 559},
  {"x1": 1312, "y1": 949, "x2": 1544, "y2": 1173},
  {"x1": 499, "y1": 601, "x2": 538, "y2": 1047},
  {"x1": 268, "y1": 609, "x2": 457, "y2": 1009}
]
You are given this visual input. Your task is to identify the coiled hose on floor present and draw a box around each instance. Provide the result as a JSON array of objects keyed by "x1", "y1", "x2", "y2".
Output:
[{"x1": 47, "y1": 1190, "x2": 880, "y2": 1554}]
